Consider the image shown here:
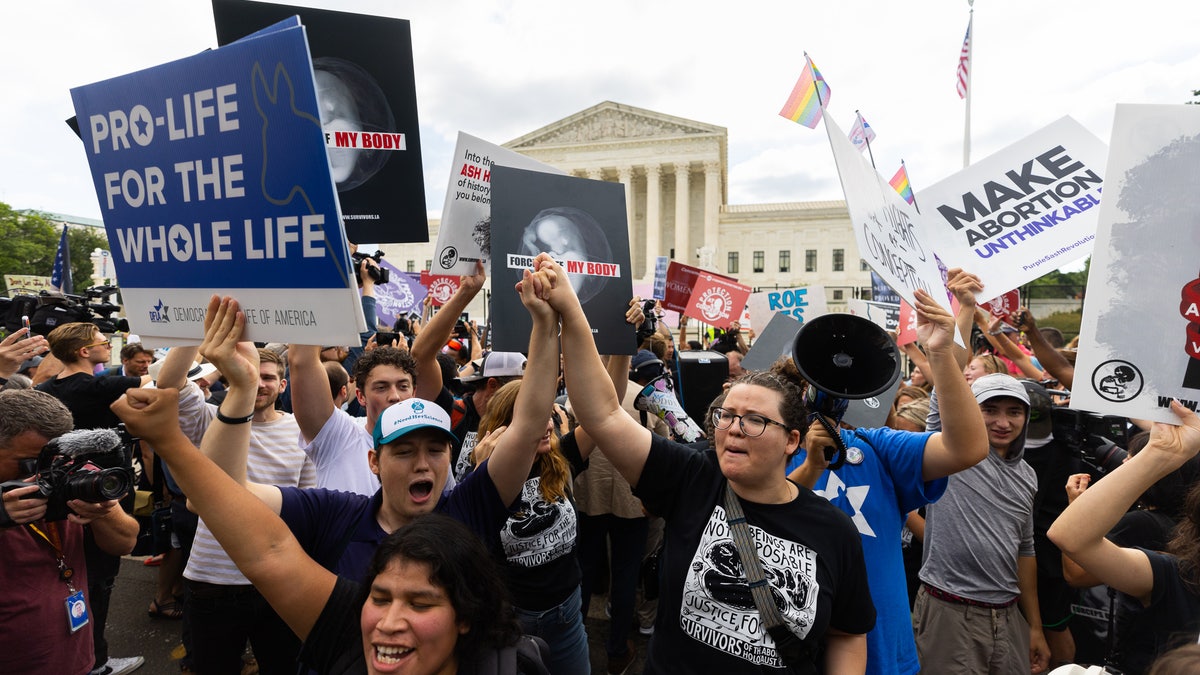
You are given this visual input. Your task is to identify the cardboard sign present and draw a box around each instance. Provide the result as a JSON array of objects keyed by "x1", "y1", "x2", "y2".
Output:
[
  {"x1": 1072, "y1": 105, "x2": 1200, "y2": 423},
  {"x1": 980, "y1": 289, "x2": 1021, "y2": 322},
  {"x1": 684, "y1": 274, "x2": 752, "y2": 328},
  {"x1": 489, "y1": 167, "x2": 635, "y2": 355},
  {"x1": 748, "y1": 285, "x2": 827, "y2": 327},
  {"x1": 896, "y1": 300, "x2": 918, "y2": 346},
  {"x1": 918, "y1": 117, "x2": 1107, "y2": 300},
  {"x1": 652, "y1": 256, "x2": 669, "y2": 300},
  {"x1": 70, "y1": 21, "x2": 363, "y2": 346},
  {"x1": 662, "y1": 260, "x2": 737, "y2": 313},
  {"x1": 372, "y1": 264, "x2": 426, "y2": 328},
  {"x1": 845, "y1": 299, "x2": 900, "y2": 333},
  {"x1": 419, "y1": 272, "x2": 460, "y2": 307},
  {"x1": 432, "y1": 132, "x2": 565, "y2": 275},
  {"x1": 213, "y1": 0, "x2": 429, "y2": 244},
  {"x1": 870, "y1": 271, "x2": 902, "y2": 306},
  {"x1": 741, "y1": 312, "x2": 801, "y2": 372},
  {"x1": 3, "y1": 275, "x2": 55, "y2": 296},
  {"x1": 823, "y1": 114, "x2": 947, "y2": 308}
]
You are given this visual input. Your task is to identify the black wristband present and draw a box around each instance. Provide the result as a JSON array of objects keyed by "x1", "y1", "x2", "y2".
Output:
[{"x1": 215, "y1": 409, "x2": 254, "y2": 425}]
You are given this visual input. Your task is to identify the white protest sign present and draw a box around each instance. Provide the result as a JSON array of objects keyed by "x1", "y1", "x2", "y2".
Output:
[
  {"x1": 432, "y1": 132, "x2": 564, "y2": 275},
  {"x1": 1072, "y1": 104, "x2": 1200, "y2": 424},
  {"x1": 845, "y1": 298, "x2": 899, "y2": 333},
  {"x1": 823, "y1": 114, "x2": 947, "y2": 308},
  {"x1": 918, "y1": 116, "x2": 1106, "y2": 300},
  {"x1": 747, "y1": 285, "x2": 827, "y2": 327}
]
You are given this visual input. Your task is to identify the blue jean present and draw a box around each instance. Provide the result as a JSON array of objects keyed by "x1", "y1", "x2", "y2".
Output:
[
  {"x1": 578, "y1": 513, "x2": 648, "y2": 658},
  {"x1": 514, "y1": 587, "x2": 591, "y2": 675}
]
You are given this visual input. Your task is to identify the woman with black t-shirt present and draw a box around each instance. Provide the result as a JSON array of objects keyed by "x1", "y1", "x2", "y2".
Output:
[
  {"x1": 1050, "y1": 400, "x2": 1200, "y2": 670},
  {"x1": 525, "y1": 253, "x2": 877, "y2": 674}
]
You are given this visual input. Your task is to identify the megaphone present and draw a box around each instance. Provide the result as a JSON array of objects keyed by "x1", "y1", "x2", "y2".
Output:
[
  {"x1": 792, "y1": 313, "x2": 901, "y2": 469},
  {"x1": 634, "y1": 374, "x2": 704, "y2": 444}
]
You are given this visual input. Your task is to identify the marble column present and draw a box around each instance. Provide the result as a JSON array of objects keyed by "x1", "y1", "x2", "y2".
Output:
[
  {"x1": 617, "y1": 165, "x2": 635, "y2": 274},
  {"x1": 645, "y1": 164, "x2": 662, "y2": 279},
  {"x1": 703, "y1": 160, "x2": 721, "y2": 253},
  {"x1": 674, "y1": 162, "x2": 690, "y2": 264}
]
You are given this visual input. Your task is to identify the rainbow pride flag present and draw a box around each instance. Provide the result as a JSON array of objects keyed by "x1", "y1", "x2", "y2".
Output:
[
  {"x1": 889, "y1": 163, "x2": 915, "y2": 205},
  {"x1": 778, "y1": 54, "x2": 830, "y2": 129}
]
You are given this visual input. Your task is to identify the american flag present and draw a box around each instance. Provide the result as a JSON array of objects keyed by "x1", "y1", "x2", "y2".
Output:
[
  {"x1": 51, "y1": 225, "x2": 73, "y2": 295},
  {"x1": 956, "y1": 18, "x2": 972, "y2": 99}
]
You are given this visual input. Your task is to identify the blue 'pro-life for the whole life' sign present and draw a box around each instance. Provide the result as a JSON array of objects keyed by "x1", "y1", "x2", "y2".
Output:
[{"x1": 70, "y1": 18, "x2": 364, "y2": 345}]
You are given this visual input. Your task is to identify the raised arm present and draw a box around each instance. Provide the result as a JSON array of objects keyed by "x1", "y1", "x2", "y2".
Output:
[
  {"x1": 1048, "y1": 401, "x2": 1200, "y2": 603},
  {"x1": 986, "y1": 317, "x2": 1045, "y2": 379},
  {"x1": 536, "y1": 255, "x2": 651, "y2": 487},
  {"x1": 484, "y1": 266, "x2": 562, "y2": 506},
  {"x1": 195, "y1": 296, "x2": 283, "y2": 511},
  {"x1": 112, "y1": 386, "x2": 333, "y2": 640},
  {"x1": 410, "y1": 262, "x2": 485, "y2": 401},
  {"x1": 154, "y1": 343, "x2": 200, "y2": 390},
  {"x1": 1014, "y1": 308, "x2": 1075, "y2": 390},
  {"x1": 287, "y1": 344, "x2": 334, "y2": 444},
  {"x1": 913, "y1": 288, "x2": 989, "y2": 481},
  {"x1": 945, "y1": 268, "x2": 981, "y2": 369}
]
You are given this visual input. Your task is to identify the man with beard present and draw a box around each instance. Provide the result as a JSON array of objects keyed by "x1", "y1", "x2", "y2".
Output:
[{"x1": 154, "y1": 344, "x2": 316, "y2": 675}]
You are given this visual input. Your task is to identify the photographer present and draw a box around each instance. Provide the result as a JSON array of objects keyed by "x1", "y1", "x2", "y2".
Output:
[
  {"x1": 0, "y1": 389, "x2": 139, "y2": 675},
  {"x1": 34, "y1": 322, "x2": 149, "y2": 675}
]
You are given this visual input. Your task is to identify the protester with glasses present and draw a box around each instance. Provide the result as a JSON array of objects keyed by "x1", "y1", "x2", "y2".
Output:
[{"x1": 525, "y1": 253, "x2": 874, "y2": 674}]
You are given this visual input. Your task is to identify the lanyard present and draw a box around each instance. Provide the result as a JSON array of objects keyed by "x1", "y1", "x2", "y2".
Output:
[{"x1": 27, "y1": 521, "x2": 78, "y2": 592}]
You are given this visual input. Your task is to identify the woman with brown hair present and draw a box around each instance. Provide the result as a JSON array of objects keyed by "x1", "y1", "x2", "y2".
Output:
[
  {"x1": 472, "y1": 380, "x2": 591, "y2": 675},
  {"x1": 1049, "y1": 400, "x2": 1200, "y2": 670},
  {"x1": 526, "y1": 253, "x2": 876, "y2": 674}
]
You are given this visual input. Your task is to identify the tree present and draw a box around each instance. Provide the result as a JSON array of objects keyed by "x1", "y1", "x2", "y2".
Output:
[
  {"x1": 1023, "y1": 256, "x2": 1090, "y2": 299},
  {"x1": 0, "y1": 201, "x2": 110, "y2": 297},
  {"x1": 0, "y1": 202, "x2": 57, "y2": 297},
  {"x1": 68, "y1": 226, "x2": 112, "y2": 291}
]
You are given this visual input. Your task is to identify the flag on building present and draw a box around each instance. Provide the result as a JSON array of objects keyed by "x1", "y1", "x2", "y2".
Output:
[
  {"x1": 889, "y1": 163, "x2": 914, "y2": 205},
  {"x1": 778, "y1": 53, "x2": 831, "y2": 129},
  {"x1": 51, "y1": 225, "x2": 74, "y2": 295},
  {"x1": 956, "y1": 18, "x2": 972, "y2": 99},
  {"x1": 848, "y1": 112, "x2": 876, "y2": 153}
]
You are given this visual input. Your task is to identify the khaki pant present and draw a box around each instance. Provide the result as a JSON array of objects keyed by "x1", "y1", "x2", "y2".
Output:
[{"x1": 913, "y1": 585, "x2": 1030, "y2": 674}]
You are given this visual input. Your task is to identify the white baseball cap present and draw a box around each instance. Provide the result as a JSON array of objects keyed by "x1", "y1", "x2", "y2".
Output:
[{"x1": 373, "y1": 398, "x2": 458, "y2": 448}]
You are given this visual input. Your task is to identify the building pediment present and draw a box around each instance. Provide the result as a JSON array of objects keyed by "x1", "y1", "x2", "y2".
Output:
[{"x1": 505, "y1": 101, "x2": 725, "y2": 149}]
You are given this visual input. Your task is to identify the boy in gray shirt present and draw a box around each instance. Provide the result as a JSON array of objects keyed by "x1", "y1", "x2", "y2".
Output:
[{"x1": 914, "y1": 373, "x2": 1051, "y2": 674}]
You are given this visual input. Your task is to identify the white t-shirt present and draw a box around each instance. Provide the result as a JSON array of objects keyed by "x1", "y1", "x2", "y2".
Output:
[
  {"x1": 174, "y1": 382, "x2": 317, "y2": 584},
  {"x1": 300, "y1": 407, "x2": 379, "y2": 497}
]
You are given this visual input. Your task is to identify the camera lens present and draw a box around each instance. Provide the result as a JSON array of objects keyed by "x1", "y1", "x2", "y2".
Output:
[{"x1": 64, "y1": 467, "x2": 132, "y2": 503}]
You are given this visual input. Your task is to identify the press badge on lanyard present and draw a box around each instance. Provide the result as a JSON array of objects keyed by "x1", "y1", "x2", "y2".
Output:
[
  {"x1": 66, "y1": 589, "x2": 89, "y2": 633},
  {"x1": 28, "y1": 522, "x2": 89, "y2": 632}
]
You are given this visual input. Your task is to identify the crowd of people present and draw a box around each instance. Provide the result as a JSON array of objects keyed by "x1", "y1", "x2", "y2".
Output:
[{"x1": 2, "y1": 254, "x2": 1200, "y2": 675}]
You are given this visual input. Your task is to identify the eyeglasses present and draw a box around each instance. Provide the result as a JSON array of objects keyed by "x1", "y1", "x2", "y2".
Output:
[
  {"x1": 84, "y1": 340, "x2": 111, "y2": 349},
  {"x1": 712, "y1": 408, "x2": 789, "y2": 437}
]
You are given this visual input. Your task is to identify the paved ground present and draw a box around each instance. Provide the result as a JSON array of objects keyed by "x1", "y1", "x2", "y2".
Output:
[{"x1": 106, "y1": 555, "x2": 649, "y2": 674}]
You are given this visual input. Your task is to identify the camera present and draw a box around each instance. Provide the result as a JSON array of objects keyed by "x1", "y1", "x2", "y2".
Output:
[
  {"x1": 1050, "y1": 408, "x2": 1129, "y2": 475},
  {"x1": 351, "y1": 250, "x2": 390, "y2": 286},
  {"x1": 0, "y1": 427, "x2": 136, "y2": 525},
  {"x1": 637, "y1": 299, "x2": 658, "y2": 342}
]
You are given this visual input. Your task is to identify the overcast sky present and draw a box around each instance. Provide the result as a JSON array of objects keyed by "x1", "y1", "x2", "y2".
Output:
[{"x1": 3, "y1": 1, "x2": 1197, "y2": 224}]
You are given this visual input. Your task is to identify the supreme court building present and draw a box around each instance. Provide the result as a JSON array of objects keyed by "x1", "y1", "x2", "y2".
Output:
[{"x1": 382, "y1": 101, "x2": 871, "y2": 316}]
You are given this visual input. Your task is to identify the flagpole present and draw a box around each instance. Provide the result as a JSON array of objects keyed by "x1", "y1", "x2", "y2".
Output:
[
  {"x1": 858, "y1": 110, "x2": 877, "y2": 169},
  {"x1": 808, "y1": 52, "x2": 826, "y2": 110},
  {"x1": 962, "y1": 2, "x2": 974, "y2": 168}
]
